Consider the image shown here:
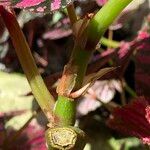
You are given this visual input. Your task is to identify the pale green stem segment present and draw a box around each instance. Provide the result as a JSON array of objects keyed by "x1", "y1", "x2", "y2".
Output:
[
  {"x1": 54, "y1": 0, "x2": 133, "y2": 127},
  {"x1": 54, "y1": 95, "x2": 76, "y2": 126},
  {"x1": 0, "y1": 7, "x2": 55, "y2": 121},
  {"x1": 100, "y1": 37, "x2": 120, "y2": 48}
]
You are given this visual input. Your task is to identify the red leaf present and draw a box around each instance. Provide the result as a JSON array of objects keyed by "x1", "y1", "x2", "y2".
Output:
[
  {"x1": 135, "y1": 36, "x2": 150, "y2": 97},
  {"x1": 107, "y1": 97, "x2": 150, "y2": 145},
  {"x1": 135, "y1": 15, "x2": 150, "y2": 97},
  {"x1": 146, "y1": 106, "x2": 150, "y2": 124}
]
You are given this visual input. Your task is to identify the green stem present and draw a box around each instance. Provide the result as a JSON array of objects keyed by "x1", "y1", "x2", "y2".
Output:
[
  {"x1": 125, "y1": 83, "x2": 137, "y2": 98},
  {"x1": 71, "y1": 0, "x2": 133, "y2": 89},
  {"x1": 54, "y1": 0, "x2": 133, "y2": 127},
  {"x1": 54, "y1": 96, "x2": 76, "y2": 126},
  {"x1": 0, "y1": 7, "x2": 55, "y2": 121},
  {"x1": 100, "y1": 37, "x2": 120, "y2": 48},
  {"x1": 70, "y1": 45, "x2": 93, "y2": 89},
  {"x1": 86, "y1": 0, "x2": 133, "y2": 47}
]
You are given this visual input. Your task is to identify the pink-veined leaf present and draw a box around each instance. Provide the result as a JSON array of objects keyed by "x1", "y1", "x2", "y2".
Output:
[
  {"x1": 43, "y1": 28, "x2": 72, "y2": 40},
  {"x1": 0, "y1": 0, "x2": 74, "y2": 12},
  {"x1": 107, "y1": 97, "x2": 150, "y2": 145},
  {"x1": 77, "y1": 79, "x2": 122, "y2": 116},
  {"x1": 135, "y1": 15, "x2": 150, "y2": 97},
  {"x1": 135, "y1": 36, "x2": 150, "y2": 97}
]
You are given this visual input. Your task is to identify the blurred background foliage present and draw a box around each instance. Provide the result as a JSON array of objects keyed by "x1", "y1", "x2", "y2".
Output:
[{"x1": 0, "y1": 0, "x2": 150, "y2": 149}]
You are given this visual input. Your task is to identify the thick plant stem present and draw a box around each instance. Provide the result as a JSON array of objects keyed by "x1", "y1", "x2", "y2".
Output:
[
  {"x1": 54, "y1": 0, "x2": 133, "y2": 128},
  {"x1": 0, "y1": 7, "x2": 55, "y2": 121},
  {"x1": 86, "y1": 0, "x2": 133, "y2": 47},
  {"x1": 54, "y1": 96, "x2": 76, "y2": 126},
  {"x1": 72, "y1": 0, "x2": 133, "y2": 89},
  {"x1": 70, "y1": 45, "x2": 92, "y2": 89}
]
